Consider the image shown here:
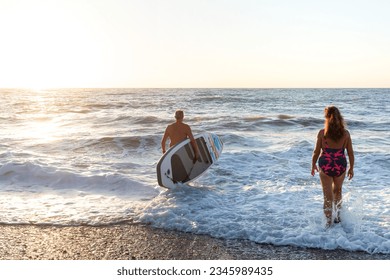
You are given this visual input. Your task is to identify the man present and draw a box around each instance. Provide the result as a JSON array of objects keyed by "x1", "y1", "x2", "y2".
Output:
[{"x1": 161, "y1": 110, "x2": 199, "y2": 161}]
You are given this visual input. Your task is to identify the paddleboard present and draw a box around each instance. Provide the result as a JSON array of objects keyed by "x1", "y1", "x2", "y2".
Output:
[{"x1": 157, "y1": 132, "x2": 223, "y2": 189}]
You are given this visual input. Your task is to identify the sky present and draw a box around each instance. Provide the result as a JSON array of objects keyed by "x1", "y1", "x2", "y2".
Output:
[{"x1": 0, "y1": 0, "x2": 389, "y2": 88}]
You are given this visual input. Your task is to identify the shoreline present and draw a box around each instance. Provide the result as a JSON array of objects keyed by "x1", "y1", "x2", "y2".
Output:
[{"x1": 1, "y1": 224, "x2": 388, "y2": 260}]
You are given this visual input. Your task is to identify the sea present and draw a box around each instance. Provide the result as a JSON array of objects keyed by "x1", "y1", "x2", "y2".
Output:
[{"x1": 0, "y1": 88, "x2": 389, "y2": 254}]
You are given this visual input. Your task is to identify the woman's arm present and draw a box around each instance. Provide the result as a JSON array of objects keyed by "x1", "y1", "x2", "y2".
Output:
[
  {"x1": 346, "y1": 131, "x2": 355, "y2": 179},
  {"x1": 311, "y1": 130, "x2": 322, "y2": 176}
]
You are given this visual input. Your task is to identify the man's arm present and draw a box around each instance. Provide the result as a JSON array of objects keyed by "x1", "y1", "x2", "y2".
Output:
[{"x1": 161, "y1": 127, "x2": 169, "y2": 154}]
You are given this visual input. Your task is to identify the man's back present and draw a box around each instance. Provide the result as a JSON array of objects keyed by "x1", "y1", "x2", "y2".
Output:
[
  {"x1": 161, "y1": 110, "x2": 199, "y2": 158},
  {"x1": 166, "y1": 122, "x2": 191, "y2": 147}
]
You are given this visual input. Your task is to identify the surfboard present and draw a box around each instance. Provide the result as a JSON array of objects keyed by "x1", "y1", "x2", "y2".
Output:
[{"x1": 157, "y1": 132, "x2": 223, "y2": 189}]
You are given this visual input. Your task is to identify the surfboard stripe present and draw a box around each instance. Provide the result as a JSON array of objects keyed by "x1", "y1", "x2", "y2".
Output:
[
  {"x1": 172, "y1": 154, "x2": 187, "y2": 182},
  {"x1": 197, "y1": 137, "x2": 211, "y2": 164}
]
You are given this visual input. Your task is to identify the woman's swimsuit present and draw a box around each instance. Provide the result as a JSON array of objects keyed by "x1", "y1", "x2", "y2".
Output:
[{"x1": 318, "y1": 135, "x2": 347, "y2": 177}]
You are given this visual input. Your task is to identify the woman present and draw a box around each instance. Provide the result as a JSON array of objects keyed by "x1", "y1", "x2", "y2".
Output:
[{"x1": 311, "y1": 106, "x2": 355, "y2": 228}]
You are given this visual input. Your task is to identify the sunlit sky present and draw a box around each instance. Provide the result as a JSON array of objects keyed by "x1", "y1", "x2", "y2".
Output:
[{"x1": 1, "y1": 0, "x2": 389, "y2": 88}]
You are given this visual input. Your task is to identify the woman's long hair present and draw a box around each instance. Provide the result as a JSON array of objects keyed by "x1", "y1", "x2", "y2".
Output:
[{"x1": 324, "y1": 106, "x2": 346, "y2": 142}]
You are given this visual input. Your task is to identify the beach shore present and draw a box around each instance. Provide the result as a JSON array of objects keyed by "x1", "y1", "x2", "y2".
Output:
[{"x1": 0, "y1": 224, "x2": 388, "y2": 260}]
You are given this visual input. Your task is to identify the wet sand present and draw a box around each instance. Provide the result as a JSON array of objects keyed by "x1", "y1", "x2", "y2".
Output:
[{"x1": 0, "y1": 224, "x2": 388, "y2": 260}]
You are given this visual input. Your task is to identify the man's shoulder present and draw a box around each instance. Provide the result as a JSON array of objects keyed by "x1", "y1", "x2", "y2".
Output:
[
  {"x1": 174, "y1": 122, "x2": 190, "y2": 129},
  {"x1": 167, "y1": 122, "x2": 177, "y2": 128}
]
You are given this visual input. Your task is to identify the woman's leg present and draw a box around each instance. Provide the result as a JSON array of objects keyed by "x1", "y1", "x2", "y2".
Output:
[
  {"x1": 333, "y1": 172, "x2": 346, "y2": 223},
  {"x1": 319, "y1": 170, "x2": 334, "y2": 227}
]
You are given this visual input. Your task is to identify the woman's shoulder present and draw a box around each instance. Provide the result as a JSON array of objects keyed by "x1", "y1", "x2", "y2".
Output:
[{"x1": 317, "y1": 129, "x2": 325, "y2": 137}]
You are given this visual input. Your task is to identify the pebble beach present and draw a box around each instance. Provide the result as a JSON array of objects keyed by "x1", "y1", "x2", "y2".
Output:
[{"x1": 1, "y1": 224, "x2": 388, "y2": 260}]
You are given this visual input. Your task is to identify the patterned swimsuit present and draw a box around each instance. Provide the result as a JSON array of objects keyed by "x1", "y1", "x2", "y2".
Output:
[{"x1": 318, "y1": 136, "x2": 347, "y2": 177}]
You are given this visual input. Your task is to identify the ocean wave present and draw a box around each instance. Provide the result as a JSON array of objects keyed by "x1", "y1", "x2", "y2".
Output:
[
  {"x1": 0, "y1": 161, "x2": 157, "y2": 197},
  {"x1": 78, "y1": 135, "x2": 161, "y2": 152},
  {"x1": 231, "y1": 115, "x2": 381, "y2": 131},
  {"x1": 195, "y1": 96, "x2": 225, "y2": 103},
  {"x1": 222, "y1": 115, "x2": 323, "y2": 131},
  {"x1": 0, "y1": 160, "x2": 158, "y2": 226},
  {"x1": 132, "y1": 116, "x2": 163, "y2": 125}
]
